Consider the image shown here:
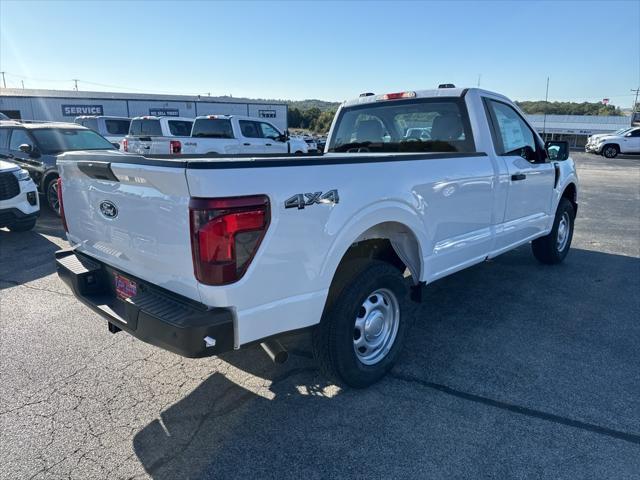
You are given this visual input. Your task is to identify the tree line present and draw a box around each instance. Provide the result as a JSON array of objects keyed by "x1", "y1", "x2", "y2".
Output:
[
  {"x1": 515, "y1": 101, "x2": 624, "y2": 116},
  {"x1": 288, "y1": 100, "x2": 626, "y2": 134}
]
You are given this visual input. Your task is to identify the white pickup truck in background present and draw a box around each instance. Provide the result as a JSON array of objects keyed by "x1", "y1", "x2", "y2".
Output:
[
  {"x1": 75, "y1": 115, "x2": 131, "y2": 149},
  {"x1": 183, "y1": 115, "x2": 309, "y2": 155},
  {"x1": 56, "y1": 87, "x2": 578, "y2": 388},
  {"x1": 586, "y1": 126, "x2": 640, "y2": 158},
  {"x1": 121, "y1": 116, "x2": 193, "y2": 155}
]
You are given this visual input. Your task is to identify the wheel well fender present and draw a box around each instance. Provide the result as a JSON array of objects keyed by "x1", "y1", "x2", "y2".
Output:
[
  {"x1": 321, "y1": 205, "x2": 426, "y2": 290},
  {"x1": 561, "y1": 182, "x2": 577, "y2": 213},
  {"x1": 41, "y1": 170, "x2": 59, "y2": 192}
]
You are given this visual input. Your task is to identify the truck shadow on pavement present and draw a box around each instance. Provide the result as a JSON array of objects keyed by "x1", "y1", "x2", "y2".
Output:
[
  {"x1": 0, "y1": 208, "x2": 65, "y2": 289},
  {"x1": 132, "y1": 246, "x2": 640, "y2": 480}
]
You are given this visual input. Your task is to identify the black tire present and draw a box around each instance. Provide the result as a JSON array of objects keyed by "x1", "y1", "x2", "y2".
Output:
[
  {"x1": 7, "y1": 218, "x2": 37, "y2": 232},
  {"x1": 44, "y1": 176, "x2": 60, "y2": 216},
  {"x1": 602, "y1": 144, "x2": 619, "y2": 159},
  {"x1": 531, "y1": 198, "x2": 575, "y2": 264},
  {"x1": 312, "y1": 260, "x2": 409, "y2": 388}
]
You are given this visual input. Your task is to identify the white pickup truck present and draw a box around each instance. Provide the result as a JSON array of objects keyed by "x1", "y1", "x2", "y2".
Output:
[
  {"x1": 183, "y1": 115, "x2": 308, "y2": 155},
  {"x1": 121, "y1": 116, "x2": 193, "y2": 155},
  {"x1": 586, "y1": 126, "x2": 640, "y2": 158},
  {"x1": 55, "y1": 87, "x2": 578, "y2": 388}
]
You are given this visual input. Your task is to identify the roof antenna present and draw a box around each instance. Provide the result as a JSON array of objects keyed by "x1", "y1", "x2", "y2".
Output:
[{"x1": 542, "y1": 76, "x2": 550, "y2": 138}]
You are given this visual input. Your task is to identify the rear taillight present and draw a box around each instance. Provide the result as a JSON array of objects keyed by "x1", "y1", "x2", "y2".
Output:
[
  {"x1": 122, "y1": 138, "x2": 128, "y2": 152},
  {"x1": 170, "y1": 140, "x2": 181, "y2": 154},
  {"x1": 189, "y1": 195, "x2": 270, "y2": 285},
  {"x1": 57, "y1": 178, "x2": 68, "y2": 233}
]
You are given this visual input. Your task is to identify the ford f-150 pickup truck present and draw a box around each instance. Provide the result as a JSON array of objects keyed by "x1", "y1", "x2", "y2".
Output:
[
  {"x1": 121, "y1": 116, "x2": 193, "y2": 155},
  {"x1": 183, "y1": 115, "x2": 309, "y2": 155},
  {"x1": 55, "y1": 87, "x2": 578, "y2": 388}
]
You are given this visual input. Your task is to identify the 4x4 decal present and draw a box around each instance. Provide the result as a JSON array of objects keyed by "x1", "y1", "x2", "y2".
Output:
[{"x1": 285, "y1": 190, "x2": 339, "y2": 209}]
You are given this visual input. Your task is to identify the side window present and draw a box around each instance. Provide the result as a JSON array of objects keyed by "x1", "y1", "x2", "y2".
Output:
[
  {"x1": 629, "y1": 129, "x2": 640, "y2": 137},
  {"x1": 9, "y1": 129, "x2": 33, "y2": 151},
  {"x1": 486, "y1": 99, "x2": 537, "y2": 157},
  {"x1": 83, "y1": 118, "x2": 99, "y2": 132},
  {"x1": 258, "y1": 122, "x2": 281, "y2": 140},
  {"x1": 239, "y1": 120, "x2": 261, "y2": 138},
  {"x1": 0, "y1": 128, "x2": 10, "y2": 149}
]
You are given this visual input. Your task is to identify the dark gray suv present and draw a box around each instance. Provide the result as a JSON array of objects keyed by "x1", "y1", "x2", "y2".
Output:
[{"x1": 0, "y1": 121, "x2": 116, "y2": 214}]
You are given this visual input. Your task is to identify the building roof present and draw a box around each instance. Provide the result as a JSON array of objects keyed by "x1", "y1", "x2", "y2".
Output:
[
  {"x1": 0, "y1": 87, "x2": 286, "y2": 106},
  {"x1": 527, "y1": 114, "x2": 631, "y2": 134}
]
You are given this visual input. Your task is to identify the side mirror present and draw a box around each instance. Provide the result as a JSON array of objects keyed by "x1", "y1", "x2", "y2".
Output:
[
  {"x1": 278, "y1": 134, "x2": 289, "y2": 142},
  {"x1": 18, "y1": 143, "x2": 33, "y2": 154},
  {"x1": 545, "y1": 140, "x2": 569, "y2": 161}
]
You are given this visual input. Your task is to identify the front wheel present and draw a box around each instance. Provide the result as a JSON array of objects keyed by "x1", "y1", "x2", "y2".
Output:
[
  {"x1": 45, "y1": 176, "x2": 60, "y2": 216},
  {"x1": 7, "y1": 218, "x2": 37, "y2": 232},
  {"x1": 531, "y1": 198, "x2": 575, "y2": 264},
  {"x1": 312, "y1": 261, "x2": 409, "y2": 388},
  {"x1": 602, "y1": 144, "x2": 619, "y2": 159}
]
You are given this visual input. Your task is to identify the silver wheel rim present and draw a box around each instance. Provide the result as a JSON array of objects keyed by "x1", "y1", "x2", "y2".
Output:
[
  {"x1": 48, "y1": 181, "x2": 60, "y2": 214},
  {"x1": 353, "y1": 288, "x2": 400, "y2": 366},
  {"x1": 556, "y1": 212, "x2": 570, "y2": 252}
]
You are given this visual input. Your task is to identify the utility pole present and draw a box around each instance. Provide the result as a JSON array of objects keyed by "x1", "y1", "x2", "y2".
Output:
[
  {"x1": 21, "y1": 80, "x2": 24, "y2": 89},
  {"x1": 542, "y1": 76, "x2": 550, "y2": 138},
  {"x1": 73, "y1": 79, "x2": 79, "y2": 91},
  {"x1": 1, "y1": 72, "x2": 6, "y2": 88},
  {"x1": 632, "y1": 87, "x2": 640, "y2": 112}
]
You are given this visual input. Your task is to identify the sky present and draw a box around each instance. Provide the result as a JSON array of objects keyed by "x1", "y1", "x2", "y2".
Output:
[{"x1": 1, "y1": 0, "x2": 639, "y2": 107}]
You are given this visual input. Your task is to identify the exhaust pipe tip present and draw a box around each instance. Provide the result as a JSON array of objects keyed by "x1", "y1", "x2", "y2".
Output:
[{"x1": 260, "y1": 340, "x2": 288, "y2": 364}]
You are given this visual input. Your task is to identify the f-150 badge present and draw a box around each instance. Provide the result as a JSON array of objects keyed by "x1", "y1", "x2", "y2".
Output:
[{"x1": 285, "y1": 190, "x2": 339, "y2": 209}]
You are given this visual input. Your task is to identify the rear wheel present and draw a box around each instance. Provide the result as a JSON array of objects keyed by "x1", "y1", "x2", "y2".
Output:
[
  {"x1": 312, "y1": 260, "x2": 409, "y2": 388},
  {"x1": 602, "y1": 144, "x2": 619, "y2": 159},
  {"x1": 45, "y1": 176, "x2": 60, "y2": 216},
  {"x1": 531, "y1": 198, "x2": 575, "y2": 264}
]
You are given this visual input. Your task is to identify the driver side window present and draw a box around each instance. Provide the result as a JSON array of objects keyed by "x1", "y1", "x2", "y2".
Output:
[
  {"x1": 9, "y1": 129, "x2": 32, "y2": 151},
  {"x1": 259, "y1": 122, "x2": 281, "y2": 140},
  {"x1": 487, "y1": 100, "x2": 537, "y2": 158}
]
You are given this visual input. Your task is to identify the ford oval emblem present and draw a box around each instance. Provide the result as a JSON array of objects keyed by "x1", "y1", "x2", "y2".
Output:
[{"x1": 99, "y1": 200, "x2": 118, "y2": 219}]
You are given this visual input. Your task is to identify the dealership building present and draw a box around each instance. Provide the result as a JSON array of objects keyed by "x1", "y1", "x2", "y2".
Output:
[
  {"x1": 0, "y1": 88, "x2": 289, "y2": 130},
  {"x1": 528, "y1": 114, "x2": 633, "y2": 147}
]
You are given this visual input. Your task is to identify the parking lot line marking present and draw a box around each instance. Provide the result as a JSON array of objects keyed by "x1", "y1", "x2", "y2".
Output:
[{"x1": 389, "y1": 372, "x2": 640, "y2": 446}]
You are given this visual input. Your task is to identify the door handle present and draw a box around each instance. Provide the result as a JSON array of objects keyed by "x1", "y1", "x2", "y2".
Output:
[
  {"x1": 265, "y1": 143, "x2": 272, "y2": 147},
  {"x1": 243, "y1": 143, "x2": 251, "y2": 146},
  {"x1": 511, "y1": 173, "x2": 526, "y2": 181}
]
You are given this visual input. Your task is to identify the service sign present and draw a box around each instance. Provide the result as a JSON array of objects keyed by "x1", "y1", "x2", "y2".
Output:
[
  {"x1": 62, "y1": 104, "x2": 104, "y2": 116},
  {"x1": 149, "y1": 108, "x2": 179, "y2": 117}
]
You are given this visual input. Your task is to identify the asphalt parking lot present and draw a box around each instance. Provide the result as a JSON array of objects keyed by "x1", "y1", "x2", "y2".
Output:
[{"x1": 1, "y1": 152, "x2": 639, "y2": 479}]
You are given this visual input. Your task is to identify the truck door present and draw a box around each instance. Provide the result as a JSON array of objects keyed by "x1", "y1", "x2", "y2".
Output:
[
  {"x1": 258, "y1": 121, "x2": 289, "y2": 154},
  {"x1": 484, "y1": 99, "x2": 556, "y2": 248},
  {"x1": 238, "y1": 120, "x2": 268, "y2": 153},
  {"x1": 621, "y1": 128, "x2": 640, "y2": 153}
]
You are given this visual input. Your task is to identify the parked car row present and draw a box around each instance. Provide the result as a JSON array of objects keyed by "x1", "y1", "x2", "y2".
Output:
[
  {"x1": 121, "y1": 115, "x2": 310, "y2": 156},
  {"x1": 584, "y1": 126, "x2": 640, "y2": 158}
]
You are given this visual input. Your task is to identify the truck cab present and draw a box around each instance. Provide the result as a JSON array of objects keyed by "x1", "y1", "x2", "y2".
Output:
[
  {"x1": 122, "y1": 116, "x2": 194, "y2": 155},
  {"x1": 74, "y1": 116, "x2": 131, "y2": 149},
  {"x1": 183, "y1": 115, "x2": 308, "y2": 155}
]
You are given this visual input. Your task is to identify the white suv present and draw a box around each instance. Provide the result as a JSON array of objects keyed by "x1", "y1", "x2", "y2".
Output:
[
  {"x1": 0, "y1": 160, "x2": 40, "y2": 231},
  {"x1": 591, "y1": 127, "x2": 640, "y2": 158}
]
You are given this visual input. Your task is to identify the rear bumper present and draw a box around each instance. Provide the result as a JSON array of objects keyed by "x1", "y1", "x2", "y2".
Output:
[{"x1": 55, "y1": 249, "x2": 235, "y2": 358}]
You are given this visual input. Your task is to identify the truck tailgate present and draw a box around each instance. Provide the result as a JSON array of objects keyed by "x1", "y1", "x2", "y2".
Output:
[{"x1": 58, "y1": 153, "x2": 200, "y2": 302}]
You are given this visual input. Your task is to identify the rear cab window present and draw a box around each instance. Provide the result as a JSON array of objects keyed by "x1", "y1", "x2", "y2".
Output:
[
  {"x1": 167, "y1": 120, "x2": 193, "y2": 137},
  {"x1": 192, "y1": 118, "x2": 234, "y2": 138},
  {"x1": 328, "y1": 97, "x2": 476, "y2": 153},
  {"x1": 129, "y1": 119, "x2": 162, "y2": 137},
  {"x1": 105, "y1": 119, "x2": 131, "y2": 135}
]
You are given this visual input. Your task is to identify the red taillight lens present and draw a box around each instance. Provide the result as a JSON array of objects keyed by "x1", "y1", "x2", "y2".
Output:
[
  {"x1": 170, "y1": 140, "x2": 181, "y2": 154},
  {"x1": 189, "y1": 195, "x2": 270, "y2": 285},
  {"x1": 122, "y1": 138, "x2": 128, "y2": 152},
  {"x1": 57, "y1": 178, "x2": 68, "y2": 233}
]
